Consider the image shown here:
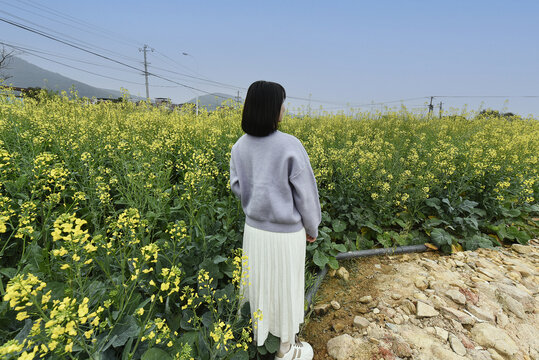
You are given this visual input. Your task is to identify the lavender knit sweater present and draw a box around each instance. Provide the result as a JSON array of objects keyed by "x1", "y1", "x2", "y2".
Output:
[{"x1": 230, "y1": 130, "x2": 321, "y2": 238}]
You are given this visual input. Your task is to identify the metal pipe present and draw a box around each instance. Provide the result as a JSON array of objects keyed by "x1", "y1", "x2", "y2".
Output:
[{"x1": 304, "y1": 244, "x2": 429, "y2": 316}]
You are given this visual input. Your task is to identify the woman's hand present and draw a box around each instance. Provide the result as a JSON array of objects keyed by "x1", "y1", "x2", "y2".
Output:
[{"x1": 306, "y1": 234, "x2": 316, "y2": 243}]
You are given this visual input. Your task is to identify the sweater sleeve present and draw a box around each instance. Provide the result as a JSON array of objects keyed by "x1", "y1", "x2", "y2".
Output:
[
  {"x1": 229, "y1": 154, "x2": 241, "y2": 198},
  {"x1": 289, "y1": 162, "x2": 322, "y2": 238}
]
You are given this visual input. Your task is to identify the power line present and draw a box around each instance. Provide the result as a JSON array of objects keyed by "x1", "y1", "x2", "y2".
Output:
[
  {"x1": 0, "y1": 9, "x2": 141, "y2": 65},
  {"x1": 18, "y1": 0, "x2": 143, "y2": 48}
]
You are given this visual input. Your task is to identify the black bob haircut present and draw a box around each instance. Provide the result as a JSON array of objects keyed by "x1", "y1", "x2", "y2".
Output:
[{"x1": 241, "y1": 80, "x2": 286, "y2": 137}]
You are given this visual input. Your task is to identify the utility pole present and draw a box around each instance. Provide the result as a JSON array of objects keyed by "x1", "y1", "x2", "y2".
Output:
[
  {"x1": 439, "y1": 101, "x2": 443, "y2": 118},
  {"x1": 428, "y1": 96, "x2": 434, "y2": 116},
  {"x1": 139, "y1": 44, "x2": 154, "y2": 100}
]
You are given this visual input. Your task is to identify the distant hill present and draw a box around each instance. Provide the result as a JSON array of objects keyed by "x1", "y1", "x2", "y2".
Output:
[
  {"x1": 1, "y1": 56, "x2": 138, "y2": 100},
  {"x1": 185, "y1": 92, "x2": 242, "y2": 111}
]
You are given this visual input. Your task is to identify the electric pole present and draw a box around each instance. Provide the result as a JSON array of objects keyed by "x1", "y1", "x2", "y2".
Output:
[
  {"x1": 439, "y1": 101, "x2": 443, "y2": 118},
  {"x1": 428, "y1": 96, "x2": 434, "y2": 116},
  {"x1": 139, "y1": 44, "x2": 154, "y2": 100}
]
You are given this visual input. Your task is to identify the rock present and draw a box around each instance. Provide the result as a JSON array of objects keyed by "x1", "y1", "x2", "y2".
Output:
[
  {"x1": 402, "y1": 329, "x2": 436, "y2": 350},
  {"x1": 353, "y1": 316, "x2": 370, "y2": 329},
  {"x1": 414, "y1": 292, "x2": 429, "y2": 301},
  {"x1": 445, "y1": 289, "x2": 466, "y2": 305},
  {"x1": 435, "y1": 326, "x2": 449, "y2": 341},
  {"x1": 495, "y1": 282, "x2": 536, "y2": 312},
  {"x1": 401, "y1": 299, "x2": 416, "y2": 315},
  {"x1": 487, "y1": 348, "x2": 505, "y2": 360},
  {"x1": 392, "y1": 340, "x2": 412, "y2": 357},
  {"x1": 372, "y1": 308, "x2": 380, "y2": 314},
  {"x1": 457, "y1": 333, "x2": 474, "y2": 350},
  {"x1": 512, "y1": 243, "x2": 532, "y2": 254},
  {"x1": 449, "y1": 334, "x2": 466, "y2": 356},
  {"x1": 359, "y1": 295, "x2": 372, "y2": 304},
  {"x1": 328, "y1": 268, "x2": 337, "y2": 277},
  {"x1": 391, "y1": 293, "x2": 402, "y2": 300},
  {"x1": 430, "y1": 295, "x2": 448, "y2": 309},
  {"x1": 465, "y1": 304, "x2": 495, "y2": 322},
  {"x1": 382, "y1": 307, "x2": 396, "y2": 318},
  {"x1": 507, "y1": 271, "x2": 522, "y2": 282},
  {"x1": 415, "y1": 278, "x2": 428, "y2": 290},
  {"x1": 496, "y1": 290, "x2": 526, "y2": 319},
  {"x1": 326, "y1": 334, "x2": 363, "y2": 360},
  {"x1": 332, "y1": 321, "x2": 346, "y2": 332},
  {"x1": 495, "y1": 310, "x2": 509, "y2": 328},
  {"x1": 314, "y1": 303, "x2": 331, "y2": 315},
  {"x1": 416, "y1": 301, "x2": 439, "y2": 318},
  {"x1": 454, "y1": 260, "x2": 466, "y2": 267},
  {"x1": 336, "y1": 267, "x2": 350, "y2": 282},
  {"x1": 441, "y1": 306, "x2": 475, "y2": 325},
  {"x1": 331, "y1": 300, "x2": 341, "y2": 310},
  {"x1": 431, "y1": 344, "x2": 467, "y2": 360},
  {"x1": 374, "y1": 264, "x2": 381, "y2": 269},
  {"x1": 458, "y1": 287, "x2": 479, "y2": 305},
  {"x1": 385, "y1": 322, "x2": 399, "y2": 333},
  {"x1": 471, "y1": 323, "x2": 519, "y2": 357}
]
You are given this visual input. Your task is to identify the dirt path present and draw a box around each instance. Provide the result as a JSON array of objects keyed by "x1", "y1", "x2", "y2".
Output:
[{"x1": 302, "y1": 243, "x2": 539, "y2": 360}]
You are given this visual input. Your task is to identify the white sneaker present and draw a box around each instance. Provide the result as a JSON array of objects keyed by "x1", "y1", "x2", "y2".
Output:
[{"x1": 274, "y1": 335, "x2": 313, "y2": 360}]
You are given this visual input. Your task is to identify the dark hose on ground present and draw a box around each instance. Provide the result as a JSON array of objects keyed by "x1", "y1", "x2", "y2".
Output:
[{"x1": 304, "y1": 244, "x2": 429, "y2": 316}]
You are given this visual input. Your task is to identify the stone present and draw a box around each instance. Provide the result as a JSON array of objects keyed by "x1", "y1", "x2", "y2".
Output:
[
  {"x1": 430, "y1": 295, "x2": 448, "y2": 309},
  {"x1": 331, "y1": 300, "x2": 341, "y2": 310},
  {"x1": 465, "y1": 304, "x2": 495, "y2": 322},
  {"x1": 454, "y1": 260, "x2": 466, "y2": 267},
  {"x1": 441, "y1": 306, "x2": 475, "y2": 325},
  {"x1": 471, "y1": 323, "x2": 519, "y2": 357},
  {"x1": 431, "y1": 344, "x2": 467, "y2": 360},
  {"x1": 507, "y1": 271, "x2": 522, "y2": 282},
  {"x1": 414, "y1": 292, "x2": 429, "y2": 302},
  {"x1": 359, "y1": 295, "x2": 372, "y2": 304},
  {"x1": 434, "y1": 326, "x2": 448, "y2": 341},
  {"x1": 449, "y1": 334, "x2": 466, "y2": 356},
  {"x1": 457, "y1": 333, "x2": 475, "y2": 350},
  {"x1": 382, "y1": 307, "x2": 396, "y2": 318},
  {"x1": 314, "y1": 303, "x2": 331, "y2": 315},
  {"x1": 401, "y1": 299, "x2": 416, "y2": 315},
  {"x1": 336, "y1": 267, "x2": 350, "y2": 282},
  {"x1": 374, "y1": 264, "x2": 381, "y2": 269},
  {"x1": 392, "y1": 340, "x2": 412, "y2": 358},
  {"x1": 445, "y1": 289, "x2": 466, "y2": 305},
  {"x1": 385, "y1": 322, "x2": 399, "y2": 333},
  {"x1": 415, "y1": 278, "x2": 428, "y2": 290},
  {"x1": 393, "y1": 315, "x2": 403, "y2": 325},
  {"x1": 353, "y1": 316, "x2": 370, "y2": 329},
  {"x1": 332, "y1": 321, "x2": 346, "y2": 332},
  {"x1": 391, "y1": 293, "x2": 402, "y2": 300},
  {"x1": 326, "y1": 334, "x2": 363, "y2": 360},
  {"x1": 496, "y1": 290, "x2": 526, "y2": 319},
  {"x1": 417, "y1": 301, "x2": 439, "y2": 318},
  {"x1": 487, "y1": 348, "x2": 505, "y2": 360},
  {"x1": 372, "y1": 308, "x2": 380, "y2": 314},
  {"x1": 328, "y1": 268, "x2": 337, "y2": 277},
  {"x1": 512, "y1": 243, "x2": 532, "y2": 254},
  {"x1": 495, "y1": 310, "x2": 509, "y2": 328},
  {"x1": 495, "y1": 282, "x2": 536, "y2": 312}
]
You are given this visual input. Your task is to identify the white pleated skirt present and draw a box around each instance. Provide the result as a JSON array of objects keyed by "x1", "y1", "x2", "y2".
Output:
[{"x1": 239, "y1": 223, "x2": 306, "y2": 346}]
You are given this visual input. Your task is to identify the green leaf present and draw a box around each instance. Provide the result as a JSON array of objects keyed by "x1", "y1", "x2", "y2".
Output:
[
  {"x1": 377, "y1": 232, "x2": 393, "y2": 248},
  {"x1": 331, "y1": 219, "x2": 346, "y2": 233},
  {"x1": 0, "y1": 268, "x2": 17, "y2": 279},
  {"x1": 142, "y1": 347, "x2": 172, "y2": 360},
  {"x1": 430, "y1": 228, "x2": 452, "y2": 247},
  {"x1": 506, "y1": 226, "x2": 531, "y2": 244},
  {"x1": 501, "y1": 208, "x2": 521, "y2": 218},
  {"x1": 264, "y1": 333, "x2": 280, "y2": 353},
  {"x1": 312, "y1": 250, "x2": 329, "y2": 268},
  {"x1": 212, "y1": 255, "x2": 228, "y2": 264},
  {"x1": 229, "y1": 350, "x2": 249, "y2": 360},
  {"x1": 328, "y1": 257, "x2": 339, "y2": 270},
  {"x1": 332, "y1": 243, "x2": 347, "y2": 253},
  {"x1": 110, "y1": 316, "x2": 139, "y2": 348}
]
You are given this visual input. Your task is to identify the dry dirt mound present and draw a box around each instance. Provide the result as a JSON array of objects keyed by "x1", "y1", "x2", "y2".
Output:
[{"x1": 303, "y1": 243, "x2": 539, "y2": 360}]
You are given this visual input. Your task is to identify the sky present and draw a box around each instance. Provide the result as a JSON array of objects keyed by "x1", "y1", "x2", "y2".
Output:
[{"x1": 1, "y1": 0, "x2": 538, "y2": 116}]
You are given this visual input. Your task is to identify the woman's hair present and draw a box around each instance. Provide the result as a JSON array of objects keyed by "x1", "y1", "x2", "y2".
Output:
[{"x1": 241, "y1": 80, "x2": 286, "y2": 136}]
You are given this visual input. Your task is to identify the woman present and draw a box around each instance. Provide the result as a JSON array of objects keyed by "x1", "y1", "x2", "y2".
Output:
[{"x1": 230, "y1": 80, "x2": 321, "y2": 360}]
